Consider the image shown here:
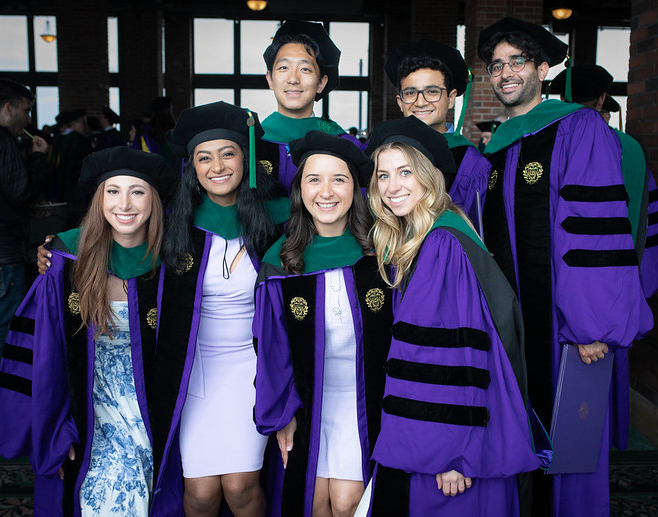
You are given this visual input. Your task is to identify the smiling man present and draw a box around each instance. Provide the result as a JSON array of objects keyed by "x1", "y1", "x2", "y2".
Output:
[
  {"x1": 258, "y1": 20, "x2": 360, "y2": 191},
  {"x1": 384, "y1": 41, "x2": 490, "y2": 228},
  {"x1": 476, "y1": 17, "x2": 653, "y2": 517}
]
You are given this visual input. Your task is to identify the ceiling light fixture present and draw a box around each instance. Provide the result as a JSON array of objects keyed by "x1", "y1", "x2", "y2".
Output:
[{"x1": 247, "y1": 1, "x2": 268, "y2": 11}]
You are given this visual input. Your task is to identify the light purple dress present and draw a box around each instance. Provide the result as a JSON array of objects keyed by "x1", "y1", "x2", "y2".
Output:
[{"x1": 180, "y1": 235, "x2": 267, "y2": 477}]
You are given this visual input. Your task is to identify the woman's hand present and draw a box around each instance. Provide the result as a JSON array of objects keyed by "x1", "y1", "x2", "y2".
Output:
[
  {"x1": 58, "y1": 445, "x2": 76, "y2": 480},
  {"x1": 436, "y1": 470, "x2": 472, "y2": 496},
  {"x1": 276, "y1": 417, "x2": 297, "y2": 469},
  {"x1": 37, "y1": 235, "x2": 54, "y2": 275}
]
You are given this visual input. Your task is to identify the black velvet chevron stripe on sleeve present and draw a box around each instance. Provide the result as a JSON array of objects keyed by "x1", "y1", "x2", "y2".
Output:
[
  {"x1": 385, "y1": 358, "x2": 491, "y2": 389},
  {"x1": 0, "y1": 373, "x2": 31, "y2": 397},
  {"x1": 559, "y1": 184, "x2": 628, "y2": 203},
  {"x1": 382, "y1": 395, "x2": 489, "y2": 427},
  {"x1": 9, "y1": 316, "x2": 35, "y2": 336},
  {"x1": 392, "y1": 321, "x2": 490, "y2": 351},
  {"x1": 561, "y1": 216, "x2": 632, "y2": 235},
  {"x1": 1, "y1": 345, "x2": 33, "y2": 365},
  {"x1": 563, "y1": 249, "x2": 638, "y2": 267}
]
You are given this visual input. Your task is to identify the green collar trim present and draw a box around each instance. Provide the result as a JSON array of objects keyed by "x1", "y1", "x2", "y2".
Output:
[
  {"x1": 56, "y1": 227, "x2": 159, "y2": 279},
  {"x1": 484, "y1": 100, "x2": 582, "y2": 155},
  {"x1": 431, "y1": 210, "x2": 488, "y2": 252},
  {"x1": 263, "y1": 227, "x2": 364, "y2": 274},
  {"x1": 193, "y1": 194, "x2": 241, "y2": 239},
  {"x1": 193, "y1": 193, "x2": 290, "y2": 238},
  {"x1": 261, "y1": 112, "x2": 345, "y2": 143}
]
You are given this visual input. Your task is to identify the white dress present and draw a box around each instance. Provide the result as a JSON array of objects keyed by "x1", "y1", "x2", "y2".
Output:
[
  {"x1": 316, "y1": 268, "x2": 363, "y2": 481},
  {"x1": 80, "y1": 301, "x2": 153, "y2": 517},
  {"x1": 180, "y1": 235, "x2": 268, "y2": 477}
]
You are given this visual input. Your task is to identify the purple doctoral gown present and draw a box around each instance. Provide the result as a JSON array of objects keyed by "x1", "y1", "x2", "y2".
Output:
[
  {"x1": 0, "y1": 247, "x2": 185, "y2": 516},
  {"x1": 367, "y1": 222, "x2": 541, "y2": 517},
  {"x1": 449, "y1": 144, "x2": 492, "y2": 235},
  {"x1": 476, "y1": 107, "x2": 654, "y2": 517},
  {"x1": 253, "y1": 256, "x2": 392, "y2": 517}
]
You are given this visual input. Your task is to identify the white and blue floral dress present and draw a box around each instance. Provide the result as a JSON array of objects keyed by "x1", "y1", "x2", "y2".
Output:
[{"x1": 79, "y1": 301, "x2": 154, "y2": 516}]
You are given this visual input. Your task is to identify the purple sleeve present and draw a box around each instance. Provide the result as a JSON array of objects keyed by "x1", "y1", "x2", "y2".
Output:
[
  {"x1": 372, "y1": 230, "x2": 539, "y2": 479},
  {"x1": 449, "y1": 147, "x2": 490, "y2": 230},
  {"x1": 253, "y1": 279, "x2": 303, "y2": 435},
  {"x1": 0, "y1": 252, "x2": 79, "y2": 475},
  {"x1": 641, "y1": 169, "x2": 658, "y2": 298},
  {"x1": 551, "y1": 110, "x2": 653, "y2": 348}
]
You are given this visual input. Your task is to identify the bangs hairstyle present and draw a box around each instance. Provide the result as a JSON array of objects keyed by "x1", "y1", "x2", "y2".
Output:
[
  {"x1": 280, "y1": 154, "x2": 373, "y2": 274},
  {"x1": 480, "y1": 31, "x2": 547, "y2": 67},
  {"x1": 162, "y1": 144, "x2": 286, "y2": 270},
  {"x1": 368, "y1": 142, "x2": 474, "y2": 289},
  {"x1": 265, "y1": 33, "x2": 323, "y2": 72},
  {"x1": 397, "y1": 56, "x2": 454, "y2": 91},
  {"x1": 73, "y1": 180, "x2": 163, "y2": 338}
]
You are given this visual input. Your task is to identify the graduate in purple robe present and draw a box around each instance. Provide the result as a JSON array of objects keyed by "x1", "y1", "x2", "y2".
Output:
[
  {"x1": 0, "y1": 147, "x2": 181, "y2": 516},
  {"x1": 160, "y1": 101, "x2": 288, "y2": 517},
  {"x1": 253, "y1": 131, "x2": 392, "y2": 517},
  {"x1": 362, "y1": 117, "x2": 541, "y2": 517},
  {"x1": 477, "y1": 17, "x2": 654, "y2": 517},
  {"x1": 257, "y1": 20, "x2": 364, "y2": 192},
  {"x1": 383, "y1": 39, "x2": 491, "y2": 230}
]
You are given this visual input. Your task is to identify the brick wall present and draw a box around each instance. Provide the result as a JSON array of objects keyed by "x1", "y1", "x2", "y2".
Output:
[
  {"x1": 628, "y1": 0, "x2": 658, "y2": 446},
  {"x1": 463, "y1": 0, "x2": 543, "y2": 142},
  {"x1": 628, "y1": 1, "x2": 658, "y2": 177},
  {"x1": 56, "y1": 0, "x2": 110, "y2": 115}
]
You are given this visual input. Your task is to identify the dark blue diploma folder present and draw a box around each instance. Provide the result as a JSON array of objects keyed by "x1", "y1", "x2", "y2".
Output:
[{"x1": 547, "y1": 344, "x2": 614, "y2": 474}]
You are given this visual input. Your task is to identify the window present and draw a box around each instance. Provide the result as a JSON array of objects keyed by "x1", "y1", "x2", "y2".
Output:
[
  {"x1": 194, "y1": 18, "x2": 234, "y2": 74},
  {"x1": 0, "y1": 14, "x2": 58, "y2": 128},
  {"x1": 0, "y1": 16, "x2": 29, "y2": 71},
  {"x1": 108, "y1": 17, "x2": 119, "y2": 73}
]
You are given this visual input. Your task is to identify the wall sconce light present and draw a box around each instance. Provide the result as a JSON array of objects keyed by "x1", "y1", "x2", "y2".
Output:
[
  {"x1": 247, "y1": 1, "x2": 268, "y2": 11},
  {"x1": 40, "y1": 17, "x2": 57, "y2": 43},
  {"x1": 552, "y1": 7, "x2": 574, "y2": 20}
]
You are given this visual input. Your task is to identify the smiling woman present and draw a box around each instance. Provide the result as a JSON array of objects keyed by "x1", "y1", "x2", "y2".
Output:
[
  {"x1": 0, "y1": 147, "x2": 186, "y2": 516},
  {"x1": 254, "y1": 131, "x2": 392, "y2": 517}
]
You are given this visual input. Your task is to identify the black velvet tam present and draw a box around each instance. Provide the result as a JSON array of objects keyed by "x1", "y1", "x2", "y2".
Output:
[
  {"x1": 79, "y1": 146, "x2": 177, "y2": 198},
  {"x1": 102, "y1": 106, "x2": 120, "y2": 124},
  {"x1": 166, "y1": 101, "x2": 264, "y2": 157},
  {"x1": 602, "y1": 94, "x2": 620, "y2": 113},
  {"x1": 549, "y1": 64, "x2": 613, "y2": 103},
  {"x1": 289, "y1": 130, "x2": 373, "y2": 187},
  {"x1": 56, "y1": 109, "x2": 87, "y2": 126},
  {"x1": 263, "y1": 19, "x2": 340, "y2": 100},
  {"x1": 475, "y1": 120, "x2": 502, "y2": 132},
  {"x1": 478, "y1": 16, "x2": 568, "y2": 67},
  {"x1": 364, "y1": 116, "x2": 457, "y2": 178},
  {"x1": 385, "y1": 39, "x2": 470, "y2": 95}
]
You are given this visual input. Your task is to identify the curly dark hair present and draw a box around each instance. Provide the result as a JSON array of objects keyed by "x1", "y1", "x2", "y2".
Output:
[
  {"x1": 480, "y1": 31, "x2": 548, "y2": 67},
  {"x1": 280, "y1": 156, "x2": 373, "y2": 274},
  {"x1": 162, "y1": 148, "x2": 286, "y2": 268},
  {"x1": 397, "y1": 56, "x2": 454, "y2": 91}
]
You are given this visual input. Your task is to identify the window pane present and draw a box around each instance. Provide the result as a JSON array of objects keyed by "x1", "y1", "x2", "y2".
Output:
[
  {"x1": 544, "y1": 29, "x2": 569, "y2": 81},
  {"x1": 194, "y1": 18, "x2": 234, "y2": 74},
  {"x1": 608, "y1": 95, "x2": 627, "y2": 131},
  {"x1": 453, "y1": 25, "x2": 466, "y2": 128},
  {"x1": 241, "y1": 20, "x2": 281, "y2": 74},
  {"x1": 194, "y1": 89, "x2": 234, "y2": 106},
  {"x1": 0, "y1": 15, "x2": 28, "y2": 71},
  {"x1": 329, "y1": 22, "x2": 369, "y2": 76},
  {"x1": 597, "y1": 28, "x2": 630, "y2": 82},
  {"x1": 328, "y1": 90, "x2": 368, "y2": 132},
  {"x1": 36, "y1": 86, "x2": 59, "y2": 128},
  {"x1": 108, "y1": 17, "x2": 119, "y2": 73},
  {"x1": 240, "y1": 89, "x2": 277, "y2": 119},
  {"x1": 34, "y1": 16, "x2": 58, "y2": 72}
]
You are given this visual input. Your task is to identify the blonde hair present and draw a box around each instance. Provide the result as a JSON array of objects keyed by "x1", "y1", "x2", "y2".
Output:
[
  {"x1": 368, "y1": 142, "x2": 474, "y2": 289},
  {"x1": 73, "y1": 181, "x2": 163, "y2": 337}
]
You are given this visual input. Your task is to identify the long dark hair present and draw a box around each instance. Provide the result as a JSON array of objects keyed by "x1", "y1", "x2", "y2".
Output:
[
  {"x1": 280, "y1": 156, "x2": 373, "y2": 274},
  {"x1": 162, "y1": 148, "x2": 286, "y2": 269}
]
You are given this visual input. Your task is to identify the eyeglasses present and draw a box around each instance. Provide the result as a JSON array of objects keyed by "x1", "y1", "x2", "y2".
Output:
[
  {"x1": 486, "y1": 56, "x2": 533, "y2": 77},
  {"x1": 398, "y1": 86, "x2": 446, "y2": 104}
]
